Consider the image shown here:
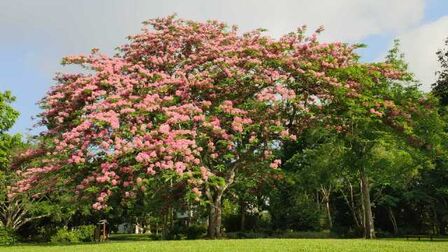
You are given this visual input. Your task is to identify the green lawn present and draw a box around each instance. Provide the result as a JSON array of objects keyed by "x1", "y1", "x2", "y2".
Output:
[{"x1": 2, "y1": 239, "x2": 448, "y2": 252}]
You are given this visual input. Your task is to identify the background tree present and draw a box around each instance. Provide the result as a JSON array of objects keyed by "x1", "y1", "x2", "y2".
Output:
[
  {"x1": 0, "y1": 91, "x2": 20, "y2": 169},
  {"x1": 433, "y1": 37, "x2": 448, "y2": 106},
  {"x1": 0, "y1": 91, "x2": 55, "y2": 238}
]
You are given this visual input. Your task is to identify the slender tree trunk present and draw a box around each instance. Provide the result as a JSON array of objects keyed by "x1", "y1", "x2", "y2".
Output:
[
  {"x1": 316, "y1": 190, "x2": 321, "y2": 211},
  {"x1": 135, "y1": 219, "x2": 140, "y2": 234},
  {"x1": 432, "y1": 206, "x2": 439, "y2": 235},
  {"x1": 437, "y1": 199, "x2": 448, "y2": 235},
  {"x1": 162, "y1": 213, "x2": 167, "y2": 238},
  {"x1": 340, "y1": 182, "x2": 361, "y2": 228},
  {"x1": 321, "y1": 186, "x2": 332, "y2": 229},
  {"x1": 325, "y1": 200, "x2": 333, "y2": 230},
  {"x1": 360, "y1": 169, "x2": 375, "y2": 239},
  {"x1": 440, "y1": 221, "x2": 447, "y2": 236},
  {"x1": 387, "y1": 207, "x2": 398, "y2": 235}
]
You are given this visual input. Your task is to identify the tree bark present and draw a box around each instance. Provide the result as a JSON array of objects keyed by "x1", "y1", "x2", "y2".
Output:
[
  {"x1": 325, "y1": 200, "x2": 332, "y2": 230},
  {"x1": 360, "y1": 169, "x2": 375, "y2": 239},
  {"x1": 387, "y1": 207, "x2": 398, "y2": 235},
  {"x1": 205, "y1": 165, "x2": 237, "y2": 238},
  {"x1": 207, "y1": 191, "x2": 223, "y2": 238},
  {"x1": 340, "y1": 182, "x2": 361, "y2": 228},
  {"x1": 240, "y1": 201, "x2": 246, "y2": 231},
  {"x1": 321, "y1": 186, "x2": 332, "y2": 229}
]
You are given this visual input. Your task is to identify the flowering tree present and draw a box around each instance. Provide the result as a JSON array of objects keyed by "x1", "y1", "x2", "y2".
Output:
[
  {"x1": 0, "y1": 92, "x2": 55, "y2": 235},
  {"x1": 13, "y1": 16, "x2": 379, "y2": 238}
]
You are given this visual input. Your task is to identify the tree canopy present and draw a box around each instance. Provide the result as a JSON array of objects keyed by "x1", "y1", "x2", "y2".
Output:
[{"x1": 8, "y1": 17, "x2": 448, "y2": 240}]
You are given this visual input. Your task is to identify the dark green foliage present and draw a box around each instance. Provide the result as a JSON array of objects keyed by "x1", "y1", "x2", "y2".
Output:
[
  {"x1": 433, "y1": 38, "x2": 448, "y2": 106},
  {"x1": 185, "y1": 224, "x2": 207, "y2": 240},
  {"x1": 0, "y1": 227, "x2": 16, "y2": 245},
  {"x1": 160, "y1": 223, "x2": 207, "y2": 240},
  {"x1": 269, "y1": 180, "x2": 322, "y2": 231},
  {"x1": 77, "y1": 225, "x2": 96, "y2": 242}
]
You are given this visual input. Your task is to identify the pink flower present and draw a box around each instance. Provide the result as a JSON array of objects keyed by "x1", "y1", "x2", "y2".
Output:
[
  {"x1": 270, "y1": 159, "x2": 281, "y2": 169},
  {"x1": 175, "y1": 162, "x2": 186, "y2": 174},
  {"x1": 249, "y1": 135, "x2": 257, "y2": 143},
  {"x1": 192, "y1": 187, "x2": 202, "y2": 196},
  {"x1": 200, "y1": 166, "x2": 209, "y2": 180},
  {"x1": 159, "y1": 124, "x2": 170, "y2": 134},
  {"x1": 136, "y1": 152, "x2": 150, "y2": 163}
]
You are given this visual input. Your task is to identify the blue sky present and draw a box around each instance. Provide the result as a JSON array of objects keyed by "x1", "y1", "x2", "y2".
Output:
[{"x1": 1, "y1": 0, "x2": 448, "y2": 135}]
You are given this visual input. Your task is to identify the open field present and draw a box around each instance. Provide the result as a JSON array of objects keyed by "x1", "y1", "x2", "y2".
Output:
[{"x1": 2, "y1": 239, "x2": 448, "y2": 252}]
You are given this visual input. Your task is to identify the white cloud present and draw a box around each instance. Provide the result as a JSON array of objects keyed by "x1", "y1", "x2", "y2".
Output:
[
  {"x1": 0, "y1": 0, "x2": 424, "y2": 45},
  {"x1": 398, "y1": 16, "x2": 448, "y2": 91},
  {"x1": 0, "y1": 0, "x2": 426, "y2": 75}
]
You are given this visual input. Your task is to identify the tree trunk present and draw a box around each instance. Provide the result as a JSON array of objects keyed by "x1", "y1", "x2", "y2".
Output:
[
  {"x1": 240, "y1": 202, "x2": 246, "y2": 231},
  {"x1": 208, "y1": 195, "x2": 223, "y2": 238},
  {"x1": 206, "y1": 165, "x2": 237, "y2": 238},
  {"x1": 387, "y1": 207, "x2": 398, "y2": 235},
  {"x1": 340, "y1": 182, "x2": 361, "y2": 228},
  {"x1": 440, "y1": 198, "x2": 448, "y2": 235},
  {"x1": 325, "y1": 200, "x2": 333, "y2": 230},
  {"x1": 321, "y1": 186, "x2": 332, "y2": 229},
  {"x1": 162, "y1": 212, "x2": 169, "y2": 239},
  {"x1": 360, "y1": 169, "x2": 375, "y2": 239}
]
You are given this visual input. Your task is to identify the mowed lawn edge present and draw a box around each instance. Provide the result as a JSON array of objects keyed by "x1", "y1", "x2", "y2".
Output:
[{"x1": 2, "y1": 239, "x2": 448, "y2": 252}]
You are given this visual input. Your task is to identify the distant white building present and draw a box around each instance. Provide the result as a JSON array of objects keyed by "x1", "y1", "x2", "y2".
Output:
[
  {"x1": 117, "y1": 223, "x2": 133, "y2": 233},
  {"x1": 117, "y1": 222, "x2": 148, "y2": 234}
]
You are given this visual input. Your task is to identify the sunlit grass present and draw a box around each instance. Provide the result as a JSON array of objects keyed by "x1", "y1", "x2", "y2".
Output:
[{"x1": 2, "y1": 238, "x2": 448, "y2": 252}]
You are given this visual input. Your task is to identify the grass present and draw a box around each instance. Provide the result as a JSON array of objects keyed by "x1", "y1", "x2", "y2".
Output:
[{"x1": 2, "y1": 238, "x2": 448, "y2": 252}]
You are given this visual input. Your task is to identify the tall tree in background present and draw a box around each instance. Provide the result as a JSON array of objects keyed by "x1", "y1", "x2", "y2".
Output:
[
  {"x1": 0, "y1": 91, "x2": 20, "y2": 169},
  {"x1": 0, "y1": 91, "x2": 52, "y2": 232},
  {"x1": 281, "y1": 40, "x2": 444, "y2": 239},
  {"x1": 430, "y1": 37, "x2": 448, "y2": 235},
  {"x1": 333, "y1": 41, "x2": 444, "y2": 239},
  {"x1": 433, "y1": 38, "x2": 448, "y2": 106}
]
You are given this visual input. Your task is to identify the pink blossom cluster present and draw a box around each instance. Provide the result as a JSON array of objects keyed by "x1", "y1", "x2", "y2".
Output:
[
  {"x1": 369, "y1": 108, "x2": 384, "y2": 117},
  {"x1": 270, "y1": 159, "x2": 282, "y2": 169}
]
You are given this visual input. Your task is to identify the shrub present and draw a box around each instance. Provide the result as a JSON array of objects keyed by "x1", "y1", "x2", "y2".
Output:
[
  {"x1": 149, "y1": 233, "x2": 162, "y2": 240},
  {"x1": 50, "y1": 225, "x2": 95, "y2": 243},
  {"x1": 186, "y1": 224, "x2": 206, "y2": 240},
  {"x1": 77, "y1": 225, "x2": 95, "y2": 242},
  {"x1": 33, "y1": 225, "x2": 58, "y2": 242},
  {"x1": 50, "y1": 227, "x2": 80, "y2": 243},
  {"x1": 0, "y1": 227, "x2": 16, "y2": 245},
  {"x1": 165, "y1": 224, "x2": 184, "y2": 240}
]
